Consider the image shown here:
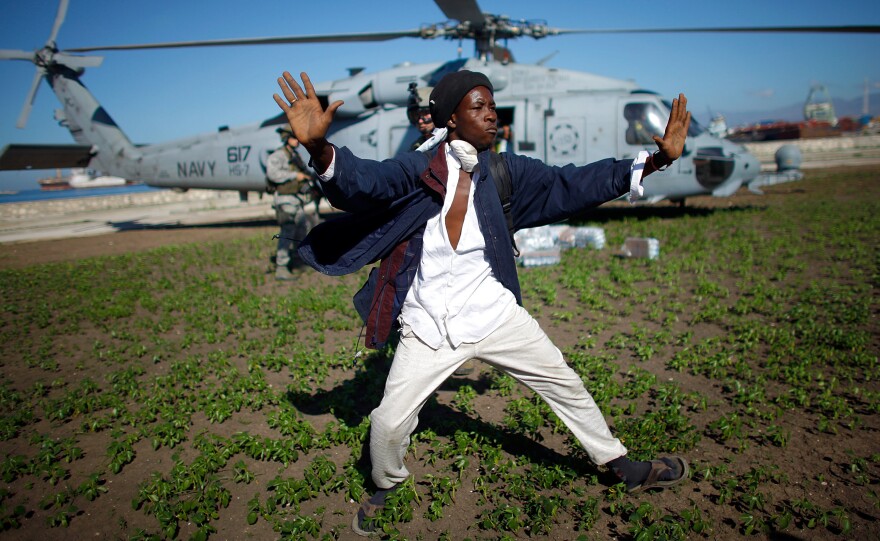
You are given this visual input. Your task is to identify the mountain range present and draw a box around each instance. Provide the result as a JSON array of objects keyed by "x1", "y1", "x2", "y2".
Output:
[{"x1": 709, "y1": 92, "x2": 880, "y2": 128}]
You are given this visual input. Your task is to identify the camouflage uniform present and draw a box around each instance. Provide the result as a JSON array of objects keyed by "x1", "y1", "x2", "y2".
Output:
[{"x1": 266, "y1": 145, "x2": 319, "y2": 278}]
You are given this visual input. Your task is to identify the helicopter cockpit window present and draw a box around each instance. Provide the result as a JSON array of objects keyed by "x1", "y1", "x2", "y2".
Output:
[
  {"x1": 427, "y1": 59, "x2": 469, "y2": 86},
  {"x1": 359, "y1": 83, "x2": 378, "y2": 109},
  {"x1": 624, "y1": 103, "x2": 665, "y2": 145},
  {"x1": 662, "y1": 99, "x2": 704, "y2": 136}
]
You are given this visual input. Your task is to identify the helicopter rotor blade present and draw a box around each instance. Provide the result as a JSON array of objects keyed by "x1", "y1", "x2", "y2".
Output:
[
  {"x1": 17, "y1": 68, "x2": 46, "y2": 129},
  {"x1": 0, "y1": 49, "x2": 35, "y2": 61},
  {"x1": 1, "y1": 48, "x2": 103, "y2": 69},
  {"x1": 47, "y1": 0, "x2": 70, "y2": 45},
  {"x1": 551, "y1": 25, "x2": 880, "y2": 36},
  {"x1": 32, "y1": 0, "x2": 880, "y2": 63},
  {"x1": 62, "y1": 23, "x2": 879, "y2": 56},
  {"x1": 54, "y1": 52, "x2": 104, "y2": 69},
  {"x1": 435, "y1": 0, "x2": 486, "y2": 26},
  {"x1": 64, "y1": 29, "x2": 425, "y2": 53}
]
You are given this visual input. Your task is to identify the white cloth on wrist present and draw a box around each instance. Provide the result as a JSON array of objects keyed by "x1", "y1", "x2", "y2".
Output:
[{"x1": 628, "y1": 150, "x2": 650, "y2": 204}]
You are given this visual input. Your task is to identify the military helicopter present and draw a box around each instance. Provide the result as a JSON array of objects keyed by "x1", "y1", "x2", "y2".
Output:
[{"x1": 2, "y1": 0, "x2": 877, "y2": 203}]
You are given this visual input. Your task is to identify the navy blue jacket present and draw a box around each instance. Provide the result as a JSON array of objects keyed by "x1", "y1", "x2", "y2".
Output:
[{"x1": 298, "y1": 143, "x2": 634, "y2": 348}]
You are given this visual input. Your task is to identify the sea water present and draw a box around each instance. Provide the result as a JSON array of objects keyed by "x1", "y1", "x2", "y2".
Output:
[{"x1": 0, "y1": 184, "x2": 164, "y2": 205}]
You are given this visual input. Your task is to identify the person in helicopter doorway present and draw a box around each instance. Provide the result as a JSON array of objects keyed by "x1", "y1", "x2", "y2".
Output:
[
  {"x1": 273, "y1": 69, "x2": 692, "y2": 536},
  {"x1": 407, "y1": 82, "x2": 436, "y2": 151},
  {"x1": 265, "y1": 127, "x2": 321, "y2": 280},
  {"x1": 495, "y1": 123, "x2": 513, "y2": 153}
]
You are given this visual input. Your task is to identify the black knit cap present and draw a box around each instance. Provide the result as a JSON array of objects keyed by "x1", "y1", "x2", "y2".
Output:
[{"x1": 429, "y1": 70, "x2": 494, "y2": 128}]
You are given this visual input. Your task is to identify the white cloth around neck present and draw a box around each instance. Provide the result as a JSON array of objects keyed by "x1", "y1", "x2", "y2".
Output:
[
  {"x1": 448, "y1": 140, "x2": 479, "y2": 172},
  {"x1": 414, "y1": 128, "x2": 479, "y2": 174}
]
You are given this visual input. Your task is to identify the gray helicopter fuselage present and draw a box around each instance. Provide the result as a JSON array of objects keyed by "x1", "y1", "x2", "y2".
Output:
[
  {"x1": 311, "y1": 58, "x2": 761, "y2": 202},
  {"x1": 45, "y1": 57, "x2": 760, "y2": 201}
]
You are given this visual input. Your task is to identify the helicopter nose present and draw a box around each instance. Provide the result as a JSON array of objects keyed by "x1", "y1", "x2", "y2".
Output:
[
  {"x1": 693, "y1": 145, "x2": 760, "y2": 192},
  {"x1": 693, "y1": 147, "x2": 735, "y2": 190},
  {"x1": 723, "y1": 145, "x2": 760, "y2": 185},
  {"x1": 737, "y1": 151, "x2": 761, "y2": 183}
]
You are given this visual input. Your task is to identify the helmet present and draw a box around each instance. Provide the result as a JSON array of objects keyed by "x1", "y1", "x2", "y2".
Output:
[
  {"x1": 406, "y1": 83, "x2": 433, "y2": 126},
  {"x1": 276, "y1": 126, "x2": 294, "y2": 140}
]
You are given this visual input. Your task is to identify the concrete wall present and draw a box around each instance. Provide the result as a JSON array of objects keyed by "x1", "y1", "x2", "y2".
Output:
[{"x1": 743, "y1": 134, "x2": 880, "y2": 170}]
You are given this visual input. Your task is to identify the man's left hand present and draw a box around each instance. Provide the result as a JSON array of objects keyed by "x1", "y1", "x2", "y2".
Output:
[{"x1": 652, "y1": 93, "x2": 691, "y2": 164}]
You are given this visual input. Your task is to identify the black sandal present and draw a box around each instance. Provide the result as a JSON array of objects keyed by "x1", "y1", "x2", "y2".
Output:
[
  {"x1": 628, "y1": 456, "x2": 689, "y2": 494},
  {"x1": 351, "y1": 504, "x2": 381, "y2": 537},
  {"x1": 351, "y1": 486, "x2": 397, "y2": 537}
]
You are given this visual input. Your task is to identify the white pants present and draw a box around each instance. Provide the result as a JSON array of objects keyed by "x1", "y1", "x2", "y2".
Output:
[{"x1": 369, "y1": 304, "x2": 627, "y2": 489}]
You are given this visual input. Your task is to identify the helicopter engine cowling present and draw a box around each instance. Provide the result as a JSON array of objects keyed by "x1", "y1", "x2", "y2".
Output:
[{"x1": 315, "y1": 61, "x2": 445, "y2": 118}]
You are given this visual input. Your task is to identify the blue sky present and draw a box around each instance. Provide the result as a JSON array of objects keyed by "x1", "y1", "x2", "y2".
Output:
[{"x1": 1, "y1": 0, "x2": 879, "y2": 190}]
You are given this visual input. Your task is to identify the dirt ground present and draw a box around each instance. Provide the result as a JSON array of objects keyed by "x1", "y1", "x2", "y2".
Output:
[
  {"x1": 1, "y1": 167, "x2": 878, "y2": 540},
  {"x1": 0, "y1": 223, "x2": 278, "y2": 270}
]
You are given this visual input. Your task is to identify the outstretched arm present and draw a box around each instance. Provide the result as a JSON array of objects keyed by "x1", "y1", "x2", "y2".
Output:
[
  {"x1": 273, "y1": 71, "x2": 343, "y2": 174},
  {"x1": 644, "y1": 93, "x2": 691, "y2": 177}
]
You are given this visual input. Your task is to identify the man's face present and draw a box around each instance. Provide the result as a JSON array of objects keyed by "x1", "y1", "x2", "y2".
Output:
[
  {"x1": 285, "y1": 136, "x2": 299, "y2": 148},
  {"x1": 416, "y1": 110, "x2": 434, "y2": 135},
  {"x1": 449, "y1": 86, "x2": 497, "y2": 151}
]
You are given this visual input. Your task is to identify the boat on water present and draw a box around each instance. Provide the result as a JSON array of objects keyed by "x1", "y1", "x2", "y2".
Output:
[
  {"x1": 38, "y1": 168, "x2": 133, "y2": 191},
  {"x1": 37, "y1": 172, "x2": 71, "y2": 190}
]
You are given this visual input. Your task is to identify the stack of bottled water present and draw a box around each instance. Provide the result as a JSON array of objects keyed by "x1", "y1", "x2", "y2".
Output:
[
  {"x1": 514, "y1": 225, "x2": 607, "y2": 267},
  {"x1": 556, "y1": 226, "x2": 606, "y2": 250},
  {"x1": 515, "y1": 225, "x2": 561, "y2": 267}
]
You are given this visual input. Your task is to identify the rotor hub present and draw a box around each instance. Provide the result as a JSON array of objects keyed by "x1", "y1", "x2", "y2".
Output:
[{"x1": 35, "y1": 46, "x2": 57, "y2": 68}]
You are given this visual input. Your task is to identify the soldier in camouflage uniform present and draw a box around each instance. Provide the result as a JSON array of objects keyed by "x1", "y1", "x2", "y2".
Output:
[{"x1": 266, "y1": 127, "x2": 320, "y2": 280}]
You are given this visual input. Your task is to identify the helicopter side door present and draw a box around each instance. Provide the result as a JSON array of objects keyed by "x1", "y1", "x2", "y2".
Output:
[
  {"x1": 535, "y1": 94, "x2": 620, "y2": 166},
  {"x1": 494, "y1": 100, "x2": 540, "y2": 158},
  {"x1": 542, "y1": 97, "x2": 587, "y2": 166}
]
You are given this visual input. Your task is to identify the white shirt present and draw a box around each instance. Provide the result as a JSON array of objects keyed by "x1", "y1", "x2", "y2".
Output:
[
  {"x1": 318, "y1": 146, "x2": 649, "y2": 350},
  {"x1": 400, "y1": 144, "x2": 517, "y2": 349}
]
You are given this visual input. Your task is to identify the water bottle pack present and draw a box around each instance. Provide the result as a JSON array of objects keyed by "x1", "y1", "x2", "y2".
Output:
[{"x1": 514, "y1": 225, "x2": 607, "y2": 267}]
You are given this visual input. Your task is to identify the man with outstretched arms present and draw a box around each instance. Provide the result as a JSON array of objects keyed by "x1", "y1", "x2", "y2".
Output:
[{"x1": 273, "y1": 69, "x2": 691, "y2": 536}]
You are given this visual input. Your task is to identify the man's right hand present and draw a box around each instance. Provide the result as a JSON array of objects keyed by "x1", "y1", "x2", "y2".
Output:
[{"x1": 273, "y1": 72, "x2": 343, "y2": 173}]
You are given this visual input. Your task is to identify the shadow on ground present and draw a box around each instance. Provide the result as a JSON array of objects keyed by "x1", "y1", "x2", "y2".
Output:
[
  {"x1": 573, "y1": 203, "x2": 764, "y2": 224},
  {"x1": 107, "y1": 218, "x2": 276, "y2": 231},
  {"x1": 286, "y1": 350, "x2": 613, "y2": 491}
]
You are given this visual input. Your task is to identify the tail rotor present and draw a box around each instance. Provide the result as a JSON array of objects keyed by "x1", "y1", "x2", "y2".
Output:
[{"x1": 1, "y1": 0, "x2": 102, "y2": 128}]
